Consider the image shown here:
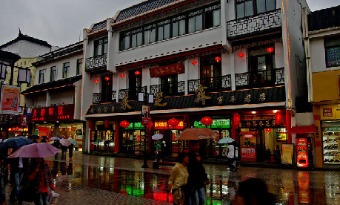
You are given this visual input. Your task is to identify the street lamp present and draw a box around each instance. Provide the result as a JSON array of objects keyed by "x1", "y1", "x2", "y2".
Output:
[{"x1": 138, "y1": 92, "x2": 154, "y2": 168}]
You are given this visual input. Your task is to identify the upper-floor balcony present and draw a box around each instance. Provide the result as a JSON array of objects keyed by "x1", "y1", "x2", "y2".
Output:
[
  {"x1": 85, "y1": 54, "x2": 107, "y2": 72},
  {"x1": 227, "y1": 9, "x2": 282, "y2": 40},
  {"x1": 92, "y1": 68, "x2": 285, "y2": 104}
]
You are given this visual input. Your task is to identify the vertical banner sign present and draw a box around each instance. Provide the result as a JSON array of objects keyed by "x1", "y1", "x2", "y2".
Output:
[
  {"x1": 141, "y1": 105, "x2": 150, "y2": 125},
  {"x1": 0, "y1": 85, "x2": 20, "y2": 114}
]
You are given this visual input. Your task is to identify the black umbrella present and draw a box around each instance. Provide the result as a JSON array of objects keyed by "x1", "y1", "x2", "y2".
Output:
[
  {"x1": 28, "y1": 135, "x2": 39, "y2": 142},
  {"x1": 2, "y1": 136, "x2": 33, "y2": 149}
]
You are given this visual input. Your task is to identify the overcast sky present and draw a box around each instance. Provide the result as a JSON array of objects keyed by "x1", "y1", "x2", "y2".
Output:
[{"x1": 0, "y1": 0, "x2": 339, "y2": 47}]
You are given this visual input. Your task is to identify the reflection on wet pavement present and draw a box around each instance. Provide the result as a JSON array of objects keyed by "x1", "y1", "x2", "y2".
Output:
[{"x1": 18, "y1": 152, "x2": 340, "y2": 204}]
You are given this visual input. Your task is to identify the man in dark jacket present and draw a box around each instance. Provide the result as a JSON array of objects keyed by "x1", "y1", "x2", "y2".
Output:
[{"x1": 187, "y1": 141, "x2": 208, "y2": 205}]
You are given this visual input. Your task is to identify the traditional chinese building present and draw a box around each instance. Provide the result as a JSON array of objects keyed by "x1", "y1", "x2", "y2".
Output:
[
  {"x1": 22, "y1": 42, "x2": 84, "y2": 149},
  {"x1": 81, "y1": 0, "x2": 309, "y2": 165}
]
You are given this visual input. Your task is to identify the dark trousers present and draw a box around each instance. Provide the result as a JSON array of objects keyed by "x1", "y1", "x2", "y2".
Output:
[{"x1": 228, "y1": 158, "x2": 236, "y2": 171}]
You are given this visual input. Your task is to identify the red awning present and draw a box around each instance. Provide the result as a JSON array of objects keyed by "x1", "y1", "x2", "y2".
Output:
[{"x1": 290, "y1": 125, "x2": 315, "y2": 134}]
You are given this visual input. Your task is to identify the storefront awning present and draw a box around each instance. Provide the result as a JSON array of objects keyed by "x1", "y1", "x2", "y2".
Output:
[{"x1": 291, "y1": 125, "x2": 315, "y2": 134}]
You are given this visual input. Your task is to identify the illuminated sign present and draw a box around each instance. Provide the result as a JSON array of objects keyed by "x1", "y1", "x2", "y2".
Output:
[
  {"x1": 154, "y1": 120, "x2": 184, "y2": 130},
  {"x1": 31, "y1": 104, "x2": 74, "y2": 122},
  {"x1": 125, "y1": 122, "x2": 145, "y2": 130},
  {"x1": 194, "y1": 119, "x2": 230, "y2": 129}
]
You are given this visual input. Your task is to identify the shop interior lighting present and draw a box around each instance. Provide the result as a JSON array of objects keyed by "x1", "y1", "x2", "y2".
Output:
[{"x1": 251, "y1": 111, "x2": 256, "y2": 114}]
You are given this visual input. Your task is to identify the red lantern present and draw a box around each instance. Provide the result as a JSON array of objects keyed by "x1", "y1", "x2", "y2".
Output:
[
  {"x1": 119, "y1": 73, "x2": 125, "y2": 78},
  {"x1": 266, "y1": 47, "x2": 274, "y2": 53},
  {"x1": 200, "y1": 116, "x2": 213, "y2": 126},
  {"x1": 134, "y1": 70, "x2": 141, "y2": 76},
  {"x1": 120, "y1": 120, "x2": 130, "y2": 129},
  {"x1": 215, "y1": 56, "x2": 221, "y2": 63},
  {"x1": 104, "y1": 76, "x2": 110, "y2": 81},
  {"x1": 191, "y1": 60, "x2": 198, "y2": 66},
  {"x1": 275, "y1": 111, "x2": 283, "y2": 125},
  {"x1": 238, "y1": 52, "x2": 245, "y2": 58},
  {"x1": 104, "y1": 120, "x2": 110, "y2": 129},
  {"x1": 168, "y1": 117, "x2": 179, "y2": 127},
  {"x1": 265, "y1": 128, "x2": 272, "y2": 133},
  {"x1": 93, "y1": 78, "x2": 99, "y2": 84},
  {"x1": 232, "y1": 113, "x2": 240, "y2": 128}
]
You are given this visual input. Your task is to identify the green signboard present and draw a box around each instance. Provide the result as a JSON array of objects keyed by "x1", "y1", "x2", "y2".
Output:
[
  {"x1": 125, "y1": 122, "x2": 145, "y2": 130},
  {"x1": 194, "y1": 119, "x2": 231, "y2": 129}
]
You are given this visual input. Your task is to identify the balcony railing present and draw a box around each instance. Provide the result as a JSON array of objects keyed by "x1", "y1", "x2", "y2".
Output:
[
  {"x1": 92, "y1": 91, "x2": 117, "y2": 104},
  {"x1": 150, "y1": 81, "x2": 185, "y2": 96},
  {"x1": 235, "y1": 67, "x2": 284, "y2": 88},
  {"x1": 85, "y1": 54, "x2": 107, "y2": 71},
  {"x1": 227, "y1": 9, "x2": 281, "y2": 39},
  {"x1": 188, "y1": 75, "x2": 231, "y2": 94},
  {"x1": 118, "y1": 86, "x2": 147, "y2": 101}
]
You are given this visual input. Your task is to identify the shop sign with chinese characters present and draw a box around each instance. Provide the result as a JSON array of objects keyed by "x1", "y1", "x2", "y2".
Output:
[
  {"x1": 31, "y1": 104, "x2": 74, "y2": 122},
  {"x1": 154, "y1": 120, "x2": 184, "y2": 130}
]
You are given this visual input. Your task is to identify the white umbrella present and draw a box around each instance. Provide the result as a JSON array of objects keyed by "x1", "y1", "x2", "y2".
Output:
[
  {"x1": 218, "y1": 137, "x2": 235, "y2": 144},
  {"x1": 60, "y1": 138, "x2": 71, "y2": 147},
  {"x1": 152, "y1": 133, "x2": 163, "y2": 140}
]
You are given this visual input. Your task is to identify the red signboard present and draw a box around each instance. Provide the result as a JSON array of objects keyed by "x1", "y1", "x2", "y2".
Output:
[
  {"x1": 149, "y1": 63, "x2": 185, "y2": 78},
  {"x1": 154, "y1": 120, "x2": 185, "y2": 130},
  {"x1": 20, "y1": 115, "x2": 28, "y2": 127},
  {"x1": 240, "y1": 147, "x2": 256, "y2": 161},
  {"x1": 322, "y1": 108, "x2": 332, "y2": 117},
  {"x1": 31, "y1": 104, "x2": 74, "y2": 122}
]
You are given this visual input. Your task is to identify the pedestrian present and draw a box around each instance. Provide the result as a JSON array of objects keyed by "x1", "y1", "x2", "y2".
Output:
[
  {"x1": 154, "y1": 140, "x2": 162, "y2": 162},
  {"x1": 20, "y1": 158, "x2": 55, "y2": 205},
  {"x1": 61, "y1": 145, "x2": 68, "y2": 160},
  {"x1": 52, "y1": 140, "x2": 60, "y2": 160},
  {"x1": 227, "y1": 142, "x2": 236, "y2": 172},
  {"x1": 68, "y1": 144, "x2": 74, "y2": 159},
  {"x1": 9, "y1": 154, "x2": 28, "y2": 202},
  {"x1": 232, "y1": 178, "x2": 277, "y2": 205},
  {"x1": 0, "y1": 157, "x2": 7, "y2": 205},
  {"x1": 168, "y1": 152, "x2": 189, "y2": 205},
  {"x1": 187, "y1": 141, "x2": 209, "y2": 205}
]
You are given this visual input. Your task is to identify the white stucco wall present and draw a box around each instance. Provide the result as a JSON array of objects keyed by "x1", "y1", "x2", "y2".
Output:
[
  {"x1": 34, "y1": 54, "x2": 82, "y2": 84},
  {"x1": 50, "y1": 90, "x2": 74, "y2": 105},
  {"x1": 2, "y1": 40, "x2": 51, "y2": 58},
  {"x1": 111, "y1": 27, "x2": 222, "y2": 70}
]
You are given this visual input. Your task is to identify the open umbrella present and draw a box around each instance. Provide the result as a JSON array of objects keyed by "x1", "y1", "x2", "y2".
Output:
[
  {"x1": 8, "y1": 143, "x2": 59, "y2": 158},
  {"x1": 68, "y1": 138, "x2": 78, "y2": 146},
  {"x1": 50, "y1": 136, "x2": 61, "y2": 141},
  {"x1": 218, "y1": 137, "x2": 235, "y2": 144},
  {"x1": 2, "y1": 136, "x2": 33, "y2": 150},
  {"x1": 60, "y1": 138, "x2": 71, "y2": 147},
  {"x1": 178, "y1": 128, "x2": 216, "y2": 140},
  {"x1": 152, "y1": 133, "x2": 163, "y2": 140}
]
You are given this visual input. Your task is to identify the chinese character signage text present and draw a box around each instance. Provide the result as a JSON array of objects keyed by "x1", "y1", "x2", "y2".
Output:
[{"x1": 31, "y1": 104, "x2": 74, "y2": 122}]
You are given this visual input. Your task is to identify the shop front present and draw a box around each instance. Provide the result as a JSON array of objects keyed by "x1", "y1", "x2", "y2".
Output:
[
  {"x1": 120, "y1": 121, "x2": 145, "y2": 155},
  {"x1": 153, "y1": 118, "x2": 185, "y2": 158},
  {"x1": 239, "y1": 110, "x2": 287, "y2": 163},
  {"x1": 31, "y1": 104, "x2": 84, "y2": 150},
  {"x1": 317, "y1": 105, "x2": 340, "y2": 166},
  {"x1": 193, "y1": 117, "x2": 231, "y2": 158}
]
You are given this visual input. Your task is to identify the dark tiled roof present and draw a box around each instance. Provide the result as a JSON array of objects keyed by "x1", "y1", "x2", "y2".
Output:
[
  {"x1": 0, "y1": 50, "x2": 20, "y2": 62},
  {"x1": 91, "y1": 20, "x2": 107, "y2": 33},
  {"x1": 33, "y1": 42, "x2": 83, "y2": 66},
  {"x1": 22, "y1": 75, "x2": 82, "y2": 95},
  {"x1": 0, "y1": 31, "x2": 51, "y2": 49},
  {"x1": 115, "y1": 0, "x2": 177, "y2": 22},
  {"x1": 308, "y1": 5, "x2": 340, "y2": 31},
  {"x1": 86, "y1": 86, "x2": 286, "y2": 115}
]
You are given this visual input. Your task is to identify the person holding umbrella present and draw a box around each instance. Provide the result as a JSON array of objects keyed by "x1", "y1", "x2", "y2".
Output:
[
  {"x1": 22, "y1": 158, "x2": 55, "y2": 205},
  {"x1": 227, "y1": 141, "x2": 237, "y2": 172},
  {"x1": 0, "y1": 150, "x2": 7, "y2": 205}
]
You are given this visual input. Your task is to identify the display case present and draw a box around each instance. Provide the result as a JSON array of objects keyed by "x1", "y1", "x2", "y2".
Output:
[{"x1": 322, "y1": 130, "x2": 340, "y2": 164}]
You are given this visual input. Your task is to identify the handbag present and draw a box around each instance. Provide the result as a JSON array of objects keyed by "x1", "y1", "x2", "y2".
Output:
[{"x1": 172, "y1": 187, "x2": 185, "y2": 204}]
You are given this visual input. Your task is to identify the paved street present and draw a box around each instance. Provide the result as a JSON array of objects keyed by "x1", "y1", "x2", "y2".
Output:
[{"x1": 5, "y1": 151, "x2": 340, "y2": 205}]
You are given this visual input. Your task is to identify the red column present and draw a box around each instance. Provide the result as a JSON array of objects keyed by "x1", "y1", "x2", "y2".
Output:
[
  {"x1": 286, "y1": 110, "x2": 292, "y2": 143},
  {"x1": 232, "y1": 113, "x2": 240, "y2": 140},
  {"x1": 114, "y1": 121, "x2": 120, "y2": 153}
]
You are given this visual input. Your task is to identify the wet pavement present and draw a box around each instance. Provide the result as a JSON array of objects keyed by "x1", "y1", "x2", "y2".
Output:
[{"x1": 5, "y1": 151, "x2": 340, "y2": 205}]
